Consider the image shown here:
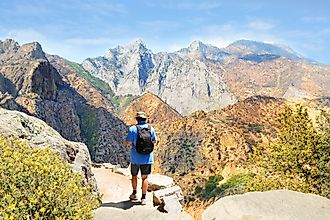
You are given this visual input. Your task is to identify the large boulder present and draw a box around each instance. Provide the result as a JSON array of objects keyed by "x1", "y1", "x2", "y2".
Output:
[
  {"x1": 202, "y1": 190, "x2": 330, "y2": 220},
  {"x1": 148, "y1": 173, "x2": 174, "y2": 191},
  {"x1": 0, "y1": 107, "x2": 98, "y2": 192},
  {"x1": 153, "y1": 185, "x2": 184, "y2": 213}
]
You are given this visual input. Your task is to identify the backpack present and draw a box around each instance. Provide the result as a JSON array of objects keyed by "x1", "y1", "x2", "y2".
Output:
[{"x1": 135, "y1": 125, "x2": 154, "y2": 154}]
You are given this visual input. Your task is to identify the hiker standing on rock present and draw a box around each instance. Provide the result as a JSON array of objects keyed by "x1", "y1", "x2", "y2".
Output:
[{"x1": 126, "y1": 111, "x2": 156, "y2": 205}]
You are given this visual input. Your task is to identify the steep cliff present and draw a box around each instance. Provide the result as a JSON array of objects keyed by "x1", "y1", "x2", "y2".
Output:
[{"x1": 0, "y1": 39, "x2": 129, "y2": 165}]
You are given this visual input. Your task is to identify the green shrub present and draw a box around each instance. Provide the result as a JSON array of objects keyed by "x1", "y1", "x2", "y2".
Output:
[
  {"x1": 0, "y1": 135, "x2": 100, "y2": 220},
  {"x1": 216, "y1": 173, "x2": 253, "y2": 196},
  {"x1": 247, "y1": 106, "x2": 330, "y2": 198},
  {"x1": 247, "y1": 123, "x2": 264, "y2": 133},
  {"x1": 198, "y1": 173, "x2": 252, "y2": 199},
  {"x1": 204, "y1": 174, "x2": 224, "y2": 196},
  {"x1": 111, "y1": 95, "x2": 138, "y2": 112}
]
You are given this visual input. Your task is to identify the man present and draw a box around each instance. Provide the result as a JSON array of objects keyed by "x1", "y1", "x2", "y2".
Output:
[{"x1": 126, "y1": 111, "x2": 156, "y2": 205}]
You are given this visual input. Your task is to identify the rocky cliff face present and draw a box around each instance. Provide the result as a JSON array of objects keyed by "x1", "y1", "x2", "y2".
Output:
[
  {"x1": 222, "y1": 57, "x2": 330, "y2": 100},
  {"x1": 0, "y1": 107, "x2": 97, "y2": 192},
  {"x1": 0, "y1": 39, "x2": 129, "y2": 165},
  {"x1": 82, "y1": 39, "x2": 330, "y2": 116},
  {"x1": 48, "y1": 55, "x2": 115, "y2": 112},
  {"x1": 82, "y1": 40, "x2": 236, "y2": 115}
]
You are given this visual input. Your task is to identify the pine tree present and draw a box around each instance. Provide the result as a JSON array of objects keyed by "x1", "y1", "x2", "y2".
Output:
[{"x1": 248, "y1": 105, "x2": 330, "y2": 198}]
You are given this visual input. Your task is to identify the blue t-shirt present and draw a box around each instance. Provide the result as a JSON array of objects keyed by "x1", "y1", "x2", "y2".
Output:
[{"x1": 126, "y1": 121, "x2": 156, "y2": 164}]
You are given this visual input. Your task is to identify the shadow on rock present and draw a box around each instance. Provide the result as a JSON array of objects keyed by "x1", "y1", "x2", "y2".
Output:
[{"x1": 101, "y1": 200, "x2": 140, "y2": 210}]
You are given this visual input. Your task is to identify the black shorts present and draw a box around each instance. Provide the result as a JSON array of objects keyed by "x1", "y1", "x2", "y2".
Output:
[{"x1": 131, "y1": 164, "x2": 152, "y2": 176}]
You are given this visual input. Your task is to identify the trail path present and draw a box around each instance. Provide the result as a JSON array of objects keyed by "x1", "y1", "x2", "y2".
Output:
[{"x1": 92, "y1": 167, "x2": 192, "y2": 220}]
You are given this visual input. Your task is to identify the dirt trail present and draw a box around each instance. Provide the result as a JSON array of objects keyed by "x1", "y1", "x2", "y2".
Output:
[{"x1": 92, "y1": 167, "x2": 192, "y2": 220}]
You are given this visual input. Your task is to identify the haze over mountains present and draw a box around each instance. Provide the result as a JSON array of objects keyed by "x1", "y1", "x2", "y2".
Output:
[{"x1": 82, "y1": 39, "x2": 330, "y2": 115}]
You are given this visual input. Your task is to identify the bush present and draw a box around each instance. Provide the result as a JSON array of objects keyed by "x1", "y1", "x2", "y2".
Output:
[
  {"x1": 215, "y1": 173, "x2": 253, "y2": 196},
  {"x1": 247, "y1": 106, "x2": 330, "y2": 198},
  {"x1": 0, "y1": 135, "x2": 100, "y2": 219},
  {"x1": 196, "y1": 173, "x2": 253, "y2": 199}
]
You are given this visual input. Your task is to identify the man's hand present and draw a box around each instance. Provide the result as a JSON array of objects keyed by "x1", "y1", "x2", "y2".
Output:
[{"x1": 125, "y1": 141, "x2": 132, "y2": 150}]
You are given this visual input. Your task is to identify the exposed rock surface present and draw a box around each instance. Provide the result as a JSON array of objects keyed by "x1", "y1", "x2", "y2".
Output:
[
  {"x1": 48, "y1": 55, "x2": 115, "y2": 112},
  {"x1": 0, "y1": 107, "x2": 97, "y2": 191},
  {"x1": 92, "y1": 167, "x2": 192, "y2": 220},
  {"x1": 153, "y1": 185, "x2": 184, "y2": 213},
  {"x1": 82, "y1": 40, "x2": 236, "y2": 115},
  {"x1": 0, "y1": 39, "x2": 129, "y2": 165},
  {"x1": 222, "y1": 57, "x2": 330, "y2": 100},
  {"x1": 82, "y1": 39, "x2": 330, "y2": 115},
  {"x1": 148, "y1": 174, "x2": 174, "y2": 191},
  {"x1": 202, "y1": 190, "x2": 330, "y2": 220}
]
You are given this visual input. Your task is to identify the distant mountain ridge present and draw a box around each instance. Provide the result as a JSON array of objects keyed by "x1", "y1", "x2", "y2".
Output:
[
  {"x1": 83, "y1": 39, "x2": 237, "y2": 115},
  {"x1": 82, "y1": 39, "x2": 330, "y2": 115}
]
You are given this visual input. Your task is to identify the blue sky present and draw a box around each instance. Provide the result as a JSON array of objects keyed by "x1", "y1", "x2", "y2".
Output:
[{"x1": 0, "y1": 0, "x2": 330, "y2": 64}]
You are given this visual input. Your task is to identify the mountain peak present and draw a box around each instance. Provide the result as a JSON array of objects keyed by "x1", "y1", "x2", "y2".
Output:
[
  {"x1": 226, "y1": 39, "x2": 303, "y2": 60},
  {"x1": 0, "y1": 39, "x2": 19, "y2": 53},
  {"x1": 188, "y1": 40, "x2": 207, "y2": 51},
  {"x1": 126, "y1": 39, "x2": 147, "y2": 50},
  {"x1": 19, "y1": 42, "x2": 46, "y2": 59}
]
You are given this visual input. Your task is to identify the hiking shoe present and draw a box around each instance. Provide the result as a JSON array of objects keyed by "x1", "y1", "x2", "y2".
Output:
[
  {"x1": 140, "y1": 198, "x2": 146, "y2": 205},
  {"x1": 129, "y1": 194, "x2": 137, "y2": 201}
]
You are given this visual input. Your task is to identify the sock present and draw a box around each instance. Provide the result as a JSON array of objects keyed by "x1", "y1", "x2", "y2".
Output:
[
  {"x1": 133, "y1": 189, "x2": 137, "y2": 195},
  {"x1": 141, "y1": 193, "x2": 146, "y2": 199}
]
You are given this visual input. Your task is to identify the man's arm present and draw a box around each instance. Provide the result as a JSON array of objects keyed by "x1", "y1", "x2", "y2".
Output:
[
  {"x1": 125, "y1": 126, "x2": 134, "y2": 149},
  {"x1": 151, "y1": 127, "x2": 157, "y2": 144}
]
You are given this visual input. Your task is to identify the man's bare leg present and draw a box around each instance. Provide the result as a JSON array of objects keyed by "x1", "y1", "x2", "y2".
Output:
[
  {"x1": 141, "y1": 175, "x2": 148, "y2": 205},
  {"x1": 141, "y1": 175, "x2": 148, "y2": 194},
  {"x1": 132, "y1": 175, "x2": 137, "y2": 190},
  {"x1": 129, "y1": 175, "x2": 138, "y2": 200}
]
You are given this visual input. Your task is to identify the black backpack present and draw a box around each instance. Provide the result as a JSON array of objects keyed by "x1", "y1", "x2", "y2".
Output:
[{"x1": 135, "y1": 125, "x2": 154, "y2": 154}]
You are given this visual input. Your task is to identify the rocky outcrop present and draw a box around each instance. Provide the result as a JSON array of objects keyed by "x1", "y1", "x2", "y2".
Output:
[
  {"x1": 0, "y1": 107, "x2": 97, "y2": 191},
  {"x1": 153, "y1": 185, "x2": 184, "y2": 213},
  {"x1": 148, "y1": 174, "x2": 174, "y2": 191},
  {"x1": 82, "y1": 40, "x2": 236, "y2": 115},
  {"x1": 202, "y1": 190, "x2": 330, "y2": 220},
  {"x1": 121, "y1": 92, "x2": 182, "y2": 129},
  {"x1": 0, "y1": 39, "x2": 129, "y2": 165}
]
